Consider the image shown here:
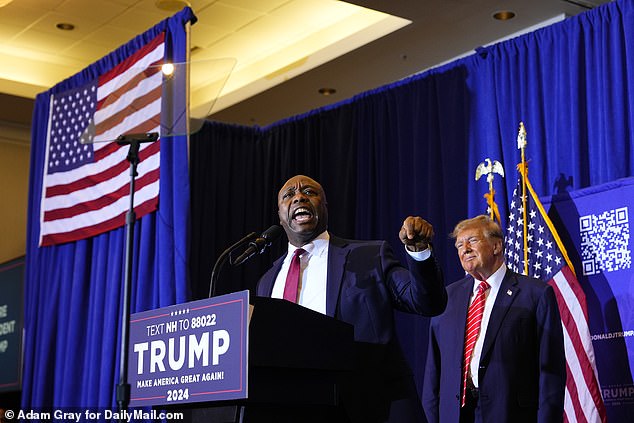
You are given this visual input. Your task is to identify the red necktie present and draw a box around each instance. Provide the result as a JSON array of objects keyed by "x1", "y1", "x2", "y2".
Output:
[
  {"x1": 283, "y1": 248, "x2": 305, "y2": 303},
  {"x1": 461, "y1": 280, "x2": 490, "y2": 407}
]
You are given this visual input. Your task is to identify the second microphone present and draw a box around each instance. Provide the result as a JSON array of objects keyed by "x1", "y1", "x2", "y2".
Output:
[{"x1": 232, "y1": 225, "x2": 283, "y2": 265}]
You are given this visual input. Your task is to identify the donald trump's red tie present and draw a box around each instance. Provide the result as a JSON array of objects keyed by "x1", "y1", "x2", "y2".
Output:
[{"x1": 461, "y1": 280, "x2": 490, "y2": 407}]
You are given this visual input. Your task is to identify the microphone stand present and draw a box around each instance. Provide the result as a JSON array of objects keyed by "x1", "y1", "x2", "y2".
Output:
[
  {"x1": 115, "y1": 132, "x2": 159, "y2": 421},
  {"x1": 208, "y1": 231, "x2": 258, "y2": 423},
  {"x1": 208, "y1": 232, "x2": 256, "y2": 298}
]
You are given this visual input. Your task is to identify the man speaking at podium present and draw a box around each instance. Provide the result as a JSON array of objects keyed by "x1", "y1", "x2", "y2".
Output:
[{"x1": 256, "y1": 174, "x2": 447, "y2": 423}]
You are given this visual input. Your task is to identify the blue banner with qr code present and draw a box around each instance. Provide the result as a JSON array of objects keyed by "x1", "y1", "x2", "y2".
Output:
[{"x1": 543, "y1": 177, "x2": 634, "y2": 421}]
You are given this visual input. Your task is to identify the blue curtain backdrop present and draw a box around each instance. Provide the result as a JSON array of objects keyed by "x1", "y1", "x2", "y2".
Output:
[
  {"x1": 22, "y1": 8, "x2": 194, "y2": 410},
  {"x1": 189, "y1": 0, "x2": 634, "y2": 419}
]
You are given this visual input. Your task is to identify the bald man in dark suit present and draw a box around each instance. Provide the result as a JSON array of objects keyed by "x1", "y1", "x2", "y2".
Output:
[{"x1": 256, "y1": 175, "x2": 447, "y2": 423}]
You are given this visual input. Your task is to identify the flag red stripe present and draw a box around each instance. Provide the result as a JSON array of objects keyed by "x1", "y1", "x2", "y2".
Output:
[
  {"x1": 93, "y1": 141, "x2": 123, "y2": 161},
  {"x1": 40, "y1": 198, "x2": 158, "y2": 247},
  {"x1": 99, "y1": 33, "x2": 165, "y2": 87},
  {"x1": 46, "y1": 156, "x2": 127, "y2": 197},
  {"x1": 43, "y1": 167, "x2": 159, "y2": 221},
  {"x1": 46, "y1": 142, "x2": 160, "y2": 197}
]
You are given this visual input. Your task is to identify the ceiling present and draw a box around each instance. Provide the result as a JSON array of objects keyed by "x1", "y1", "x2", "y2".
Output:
[{"x1": 0, "y1": 0, "x2": 611, "y2": 143}]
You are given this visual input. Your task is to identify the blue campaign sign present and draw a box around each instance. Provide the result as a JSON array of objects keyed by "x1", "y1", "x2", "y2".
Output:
[
  {"x1": 0, "y1": 257, "x2": 24, "y2": 393},
  {"x1": 128, "y1": 290, "x2": 250, "y2": 407},
  {"x1": 543, "y1": 177, "x2": 634, "y2": 421}
]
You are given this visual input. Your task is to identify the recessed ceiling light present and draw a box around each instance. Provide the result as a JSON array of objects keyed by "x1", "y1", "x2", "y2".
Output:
[
  {"x1": 318, "y1": 88, "x2": 336, "y2": 96},
  {"x1": 155, "y1": 0, "x2": 191, "y2": 11},
  {"x1": 56, "y1": 22, "x2": 75, "y2": 31},
  {"x1": 493, "y1": 10, "x2": 516, "y2": 21}
]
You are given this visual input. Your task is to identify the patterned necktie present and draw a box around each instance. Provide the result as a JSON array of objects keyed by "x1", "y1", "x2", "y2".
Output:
[
  {"x1": 283, "y1": 248, "x2": 305, "y2": 303},
  {"x1": 461, "y1": 280, "x2": 490, "y2": 407}
]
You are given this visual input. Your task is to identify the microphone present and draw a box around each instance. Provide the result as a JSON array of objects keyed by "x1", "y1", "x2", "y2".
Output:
[
  {"x1": 232, "y1": 225, "x2": 283, "y2": 265},
  {"x1": 116, "y1": 132, "x2": 159, "y2": 144}
]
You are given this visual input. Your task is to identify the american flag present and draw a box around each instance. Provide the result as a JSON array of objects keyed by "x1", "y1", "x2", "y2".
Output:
[
  {"x1": 39, "y1": 33, "x2": 166, "y2": 246},
  {"x1": 505, "y1": 174, "x2": 607, "y2": 423}
]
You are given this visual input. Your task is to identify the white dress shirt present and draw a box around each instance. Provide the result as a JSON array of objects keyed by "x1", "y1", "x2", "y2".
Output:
[
  {"x1": 469, "y1": 263, "x2": 506, "y2": 387},
  {"x1": 271, "y1": 231, "x2": 330, "y2": 314}
]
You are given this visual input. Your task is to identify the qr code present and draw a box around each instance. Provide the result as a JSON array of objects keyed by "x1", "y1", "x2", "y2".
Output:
[{"x1": 579, "y1": 207, "x2": 631, "y2": 275}]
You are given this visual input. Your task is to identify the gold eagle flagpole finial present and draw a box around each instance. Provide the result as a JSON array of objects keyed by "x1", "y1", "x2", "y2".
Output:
[{"x1": 475, "y1": 157, "x2": 505, "y2": 223}]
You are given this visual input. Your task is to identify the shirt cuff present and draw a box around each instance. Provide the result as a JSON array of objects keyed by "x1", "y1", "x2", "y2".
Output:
[{"x1": 406, "y1": 247, "x2": 431, "y2": 261}]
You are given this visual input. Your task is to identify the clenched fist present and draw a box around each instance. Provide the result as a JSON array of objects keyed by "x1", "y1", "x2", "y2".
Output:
[{"x1": 399, "y1": 216, "x2": 434, "y2": 252}]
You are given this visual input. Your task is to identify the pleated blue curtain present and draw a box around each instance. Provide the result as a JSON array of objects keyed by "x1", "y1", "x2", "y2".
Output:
[
  {"x1": 22, "y1": 8, "x2": 194, "y2": 410},
  {"x1": 467, "y1": 0, "x2": 634, "y2": 220}
]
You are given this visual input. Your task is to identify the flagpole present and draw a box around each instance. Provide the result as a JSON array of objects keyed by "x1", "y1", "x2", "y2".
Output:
[
  {"x1": 487, "y1": 177, "x2": 495, "y2": 221},
  {"x1": 516, "y1": 122, "x2": 529, "y2": 275}
]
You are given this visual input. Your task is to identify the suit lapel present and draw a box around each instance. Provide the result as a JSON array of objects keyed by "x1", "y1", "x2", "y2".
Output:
[
  {"x1": 452, "y1": 277, "x2": 476, "y2": 360},
  {"x1": 480, "y1": 271, "x2": 520, "y2": 360},
  {"x1": 258, "y1": 255, "x2": 285, "y2": 296},
  {"x1": 325, "y1": 236, "x2": 349, "y2": 317},
  {"x1": 456, "y1": 277, "x2": 475, "y2": 332}
]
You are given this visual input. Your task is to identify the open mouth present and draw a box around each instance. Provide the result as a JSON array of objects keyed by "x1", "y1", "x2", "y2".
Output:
[{"x1": 292, "y1": 206, "x2": 314, "y2": 223}]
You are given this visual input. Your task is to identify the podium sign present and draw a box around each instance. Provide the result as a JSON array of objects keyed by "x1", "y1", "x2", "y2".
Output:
[{"x1": 128, "y1": 290, "x2": 249, "y2": 407}]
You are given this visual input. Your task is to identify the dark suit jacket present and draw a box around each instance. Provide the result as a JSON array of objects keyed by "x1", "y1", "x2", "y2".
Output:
[
  {"x1": 422, "y1": 269, "x2": 566, "y2": 423},
  {"x1": 256, "y1": 234, "x2": 447, "y2": 423}
]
